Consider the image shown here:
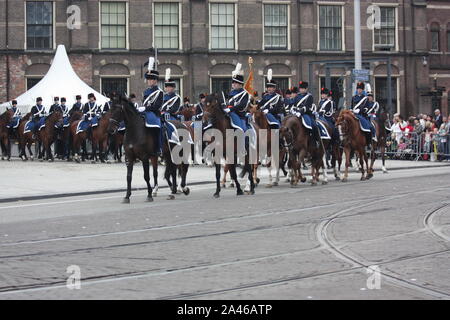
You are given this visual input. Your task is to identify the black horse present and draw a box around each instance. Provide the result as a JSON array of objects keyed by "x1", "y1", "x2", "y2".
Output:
[{"x1": 107, "y1": 96, "x2": 159, "y2": 203}]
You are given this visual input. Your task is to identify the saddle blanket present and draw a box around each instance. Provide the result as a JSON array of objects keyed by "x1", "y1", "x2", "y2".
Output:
[
  {"x1": 265, "y1": 113, "x2": 281, "y2": 128},
  {"x1": 24, "y1": 118, "x2": 46, "y2": 134},
  {"x1": 356, "y1": 115, "x2": 372, "y2": 133},
  {"x1": 316, "y1": 120, "x2": 331, "y2": 140},
  {"x1": 76, "y1": 116, "x2": 99, "y2": 134},
  {"x1": 7, "y1": 117, "x2": 20, "y2": 129},
  {"x1": 229, "y1": 112, "x2": 248, "y2": 132},
  {"x1": 144, "y1": 111, "x2": 161, "y2": 129},
  {"x1": 164, "y1": 121, "x2": 194, "y2": 145}
]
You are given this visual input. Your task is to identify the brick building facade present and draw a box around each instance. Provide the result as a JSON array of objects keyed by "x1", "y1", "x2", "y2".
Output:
[{"x1": 0, "y1": 0, "x2": 449, "y2": 116}]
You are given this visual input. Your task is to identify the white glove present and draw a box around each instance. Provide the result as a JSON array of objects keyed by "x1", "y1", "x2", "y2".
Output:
[
  {"x1": 138, "y1": 107, "x2": 146, "y2": 113},
  {"x1": 353, "y1": 109, "x2": 360, "y2": 114},
  {"x1": 88, "y1": 117, "x2": 92, "y2": 121},
  {"x1": 224, "y1": 108, "x2": 231, "y2": 113},
  {"x1": 263, "y1": 109, "x2": 269, "y2": 114}
]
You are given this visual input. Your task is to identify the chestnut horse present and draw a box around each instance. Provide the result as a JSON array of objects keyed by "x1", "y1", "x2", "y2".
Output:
[
  {"x1": 37, "y1": 111, "x2": 63, "y2": 162},
  {"x1": 92, "y1": 112, "x2": 112, "y2": 163},
  {"x1": 203, "y1": 95, "x2": 255, "y2": 198},
  {"x1": 0, "y1": 109, "x2": 14, "y2": 160},
  {"x1": 17, "y1": 113, "x2": 35, "y2": 161},
  {"x1": 279, "y1": 115, "x2": 326, "y2": 186},
  {"x1": 336, "y1": 110, "x2": 376, "y2": 182},
  {"x1": 108, "y1": 96, "x2": 159, "y2": 203}
]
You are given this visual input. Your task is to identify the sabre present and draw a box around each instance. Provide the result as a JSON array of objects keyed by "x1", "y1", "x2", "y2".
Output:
[{"x1": 221, "y1": 91, "x2": 227, "y2": 107}]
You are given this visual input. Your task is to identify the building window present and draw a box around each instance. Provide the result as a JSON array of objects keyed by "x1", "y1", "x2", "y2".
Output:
[
  {"x1": 158, "y1": 79, "x2": 181, "y2": 96},
  {"x1": 375, "y1": 77, "x2": 398, "y2": 113},
  {"x1": 264, "y1": 4, "x2": 288, "y2": 50},
  {"x1": 374, "y1": 7, "x2": 396, "y2": 51},
  {"x1": 26, "y1": 1, "x2": 53, "y2": 49},
  {"x1": 101, "y1": 78, "x2": 128, "y2": 96},
  {"x1": 26, "y1": 77, "x2": 43, "y2": 90},
  {"x1": 210, "y1": 3, "x2": 235, "y2": 50},
  {"x1": 154, "y1": 2, "x2": 179, "y2": 49},
  {"x1": 100, "y1": 2, "x2": 127, "y2": 49},
  {"x1": 430, "y1": 23, "x2": 440, "y2": 52},
  {"x1": 319, "y1": 5, "x2": 342, "y2": 51},
  {"x1": 211, "y1": 78, "x2": 232, "y2": 95}
]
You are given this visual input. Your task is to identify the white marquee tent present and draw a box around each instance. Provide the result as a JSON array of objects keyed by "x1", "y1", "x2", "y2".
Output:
[{"x1": 0, "y1": 44, "x2": 109, "y2": 112}]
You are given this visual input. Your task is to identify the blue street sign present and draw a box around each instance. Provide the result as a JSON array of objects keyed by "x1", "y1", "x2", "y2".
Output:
[{"x1": 352, "y1": 69, "x2": 370, "y2": 82}]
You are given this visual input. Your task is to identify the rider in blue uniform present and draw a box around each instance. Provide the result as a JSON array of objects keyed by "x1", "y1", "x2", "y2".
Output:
[
  {"x1": 82, "y1": 93, "x2": 100, "y2": 125},
  {"x1": 70, "y1": 95, "x2": 83, "y2": 117},
  {"x1": 351, "y1": 82, "x2": 377, "y2": 143},
  {"x1": 137, "y1": 58, "x2": 164, "y2": 154},
  {"x1": 29, "y1": 97, "x2": 46, "y2": 137},
  {"x1": 284, "y1": 86, "x2": 298, "y2": 115},
  {"x1": 6, "y1": 100, "x2": 21, "y2": 136},
  {"x1": 161, "y1": 70, "x2": 182, "y2": 121},
  {"x1": 259, "y1": 69, "x2": 284, "y2": 128},
  {"x1": 318, "y1": 88, "x2": 336, "y2": 129},
  {"x1": 223, "y1": 63, "x2": 251, "y2": 132},
  {"x1": 291, "y1": 81, "x2": 321, "y2": 148},
  {"x1": 194, "y1": 93, "x2": 206, "y2": 121}
]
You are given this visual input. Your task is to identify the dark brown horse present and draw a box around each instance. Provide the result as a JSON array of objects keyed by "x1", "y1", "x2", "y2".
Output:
[
  {"x1": 0, "y1": 109, "x2": 14, "y2": 160},
  {"x1": 203, "y1": 95, "x2": 255, "y2": 198},
  {"x1": 371, "y1": 112, "x2": 389, "y2": 174},
  {"x1": 336, "y1": 110, "x2": 376, "y2": 182},
  {"x1": 69, "y1": 114, "x2": 90, "y2": 163},
  {"x1": 17, "y1": 113, "x2": 35, "y2": 161},
  {"x1": 37, "y1": 111, "x2": 63, "y2": 162},
  {"x1": 92, "y1": 112, "x2": 111, "y2": 163},
  {"x1": 280, "y1": 115, "x2": 325, "y2": 186},
  {"x1": 108, "y1": 96, "x2": 159, "y2": 203}
]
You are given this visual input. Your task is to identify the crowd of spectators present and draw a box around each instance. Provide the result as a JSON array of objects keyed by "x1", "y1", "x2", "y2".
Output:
[{"x1": 387, "y1": 109, "x2": 450, "y2": 161}]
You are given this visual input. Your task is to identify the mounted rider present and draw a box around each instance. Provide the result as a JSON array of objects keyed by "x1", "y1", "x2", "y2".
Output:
[
  {"x1": 194, "y1": 93, "x2": 206, "y2": 121},
  {"x1": 290, "y1": 81, "x2": 321, "y2": 147},
  {"x1": 318, "y1": 88, "x2": 336, "y2": 129},
  {"x1": 138, "y1": 57, "x2": 164, "y2": 153},
  {"x1": 351, "y1": 82, "x2": 377, "y2": 143},
  {"x1": 70, "y1": 95, "x2": 83, "y2": 117},
  {"x1": 223, "y1": 63, "x2": 251, "y2": 132},
  {"x1": 82, "y1": 93, "x2": 101, "y2": 129},
  {"x1": 48, "y1": 97, "x2": 60, "y2": 115},
  {"x1": 259, "y1": 68, "x2": 284, "y2": 129},
  {"x1": 6, "y1": 100, "x2": 22, "y2": 136},
  {"x1": 284, "y1": 86, "x2": 298, "y2": 115},
  {"x1": 161, "y1": 68, "x2": 182, "y2": 121},
  {"x1": 367, "y1": 91, "x2": 392, "y2": 131},
  {"x1": 29, "y1": 97, "x2": 46, "y2": 137}
]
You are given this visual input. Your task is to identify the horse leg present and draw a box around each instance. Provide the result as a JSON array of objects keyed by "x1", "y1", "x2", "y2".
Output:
[
  {"x1": 151, "y1": 156, "x2": 159, "y2": 197},
  {"x1": 123, "y1": 161, "x2": 133, "y2": 203},
  {"x1": 322, "y1": 153, "x2": 329, "y2": 185},
  {"x1": 381, "y1": 143, "x2": 388, "y2": 173},
  {"x1": 221, "y1": 164, "x2": 229, "y2": 188},
  {"x1": 367, "y1": 143, "x2": 376, "y2": 179},
  {"x1": 213, "y1": 163, "x2": 221, "y2": 198},
  {"x1": 27, "y1": 141, "x2": 33, "y2": 161},
  {"x1": 180, "y1": 163, "x2": 190, "y2": 196},
  {"x1": 298, "y1": 149, "x2": 307, "y2": 184},
  {"x1": 142, "y1": 159, "x2": 153, "y2": 202},
  {"x1": 230, "y1": 164, "x2": 243, "y2": 196},
  {"x1": 359, "y1": 150, "x2": 366, "y2": 181},
  {"x1": 91, "y1": 140, "x2": 97, "y2": 164},
  {"x1": 244, "y1": 163, "x2": 255, "y2": 195},
  {"x1": 342, "y1": 146, "x2": 351, "y2": 182}
]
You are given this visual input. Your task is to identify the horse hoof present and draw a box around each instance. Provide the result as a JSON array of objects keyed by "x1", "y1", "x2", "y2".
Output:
[
  {"x1": 247, "y1": 190, "x2": 255, "y2": 195},
  {"x1": 311, "y1": 182, "x2": 318, "y2": 186},
  {"x1": 237, "y1": 190, "x2": 244, "y2": 196},
  {"x1": 342, "y1": 178, "x2": 348, "y2": 183},
  {"x1": 272, "y1": 182, "x2": 279, "y2": 187},
  {"x1": 91, "y1": 161, "x2": 96, "y2": 164},
  {"x1": 265, "y1": 184, "x2": 273, "y2": 188},
  {"x1": 322, "y1": 180, "x2": 328, "y2": 185},
  {"x1": 152, "y1": 192, "x2": 157, "y2": 197},
  {"x1": 167, "y1": 195, "x2": 176, "y2": 200},
  {"x1": 367, "y1": 174, "x2": 373, "y2": 180},
  {"x1": 361, "y1": 177, "x2": 366, "y2": 181},
  {"x1": 122, "y1": 198, "x2": 130, "y2": 204},
  {"x1": 213, "y1": 193, "x2": 220, "y2": 199},
  {"x1": 256, "y1": 178, "x2": 260, "y2": 184},
  {"x1": 183, "y1": 188, "x2": 190, "y2": 196},
  {"x1": 301, "y1": 178, "x2": 307, "y2": 183},
  {"x1": 146, "y1": 196, "x2": 154, "y2": 202},
  {"x1": 335, "y1": 176, "x2": 341, "y2": 181},
  {"x1": 229, "y1": 183, "x2": 235, "y2": 188}
]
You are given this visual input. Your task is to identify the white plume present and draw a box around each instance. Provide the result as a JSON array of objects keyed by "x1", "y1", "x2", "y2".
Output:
[
  {"x1": 267, "y1": 69, "x2": 273, "y2": 82},
  {"x1": 148, "y1": 57, "x2": 155, "y2": 71},
  {"x1": 165, "y1": 68, "x2": 171, "y2": 81},
  {"x1": 232, "y1": 63, "x2": 242, "y2": 76},
  {"x1": 366, "y1": 83, "x2": 372, "y2": 93}
]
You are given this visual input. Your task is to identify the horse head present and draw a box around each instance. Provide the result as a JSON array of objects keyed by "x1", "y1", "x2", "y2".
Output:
[
  {"x1": 108, "y1": 98, "x2": 126, "y2": 134},
  {"x1": 336, "y1": 109, "x2": 358, "y2": 141},
  {"x1": 49, "y1": 110, "x2": 64, "y2": 128}
]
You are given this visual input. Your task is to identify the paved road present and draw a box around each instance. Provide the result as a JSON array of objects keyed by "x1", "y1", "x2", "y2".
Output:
[{"x1": 0, "y1": 165, "x2": 449, "y2": 299}]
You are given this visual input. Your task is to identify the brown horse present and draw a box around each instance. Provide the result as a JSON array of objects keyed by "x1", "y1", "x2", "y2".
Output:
[
  {"x1": 203, "y1": 95, "x2": 255, "y2": 198},
  {"x1": 17, "y1": 113, "x2": 36, "y2": 161},
  {"x1": 0, "y1": 109, "x2": 14, "y2": 160},
  {"x1": 336, "y1": 110, "x2": 376, "y2": 182},
  {"x1": 108, "y1": 96, "x2": 159, "y2": 203},
  {"x1": 371, "y1": 112, "x2": 389, "y2": 174},
  {"x1": 178, "y1": 105, "x2": 196, "y2": 122},
  {"x1": 279, "y1": 115, "x2": 325, "y2": 186},
  {"x1": 37, "y1": 111, "x2": 64, "y2": 162},
  {"x1": 69, "y1": 114, "x2": 91, "y2": 163},
  {"x1": 91, "y1": 112, "x2": 111, "y2": 163}
]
